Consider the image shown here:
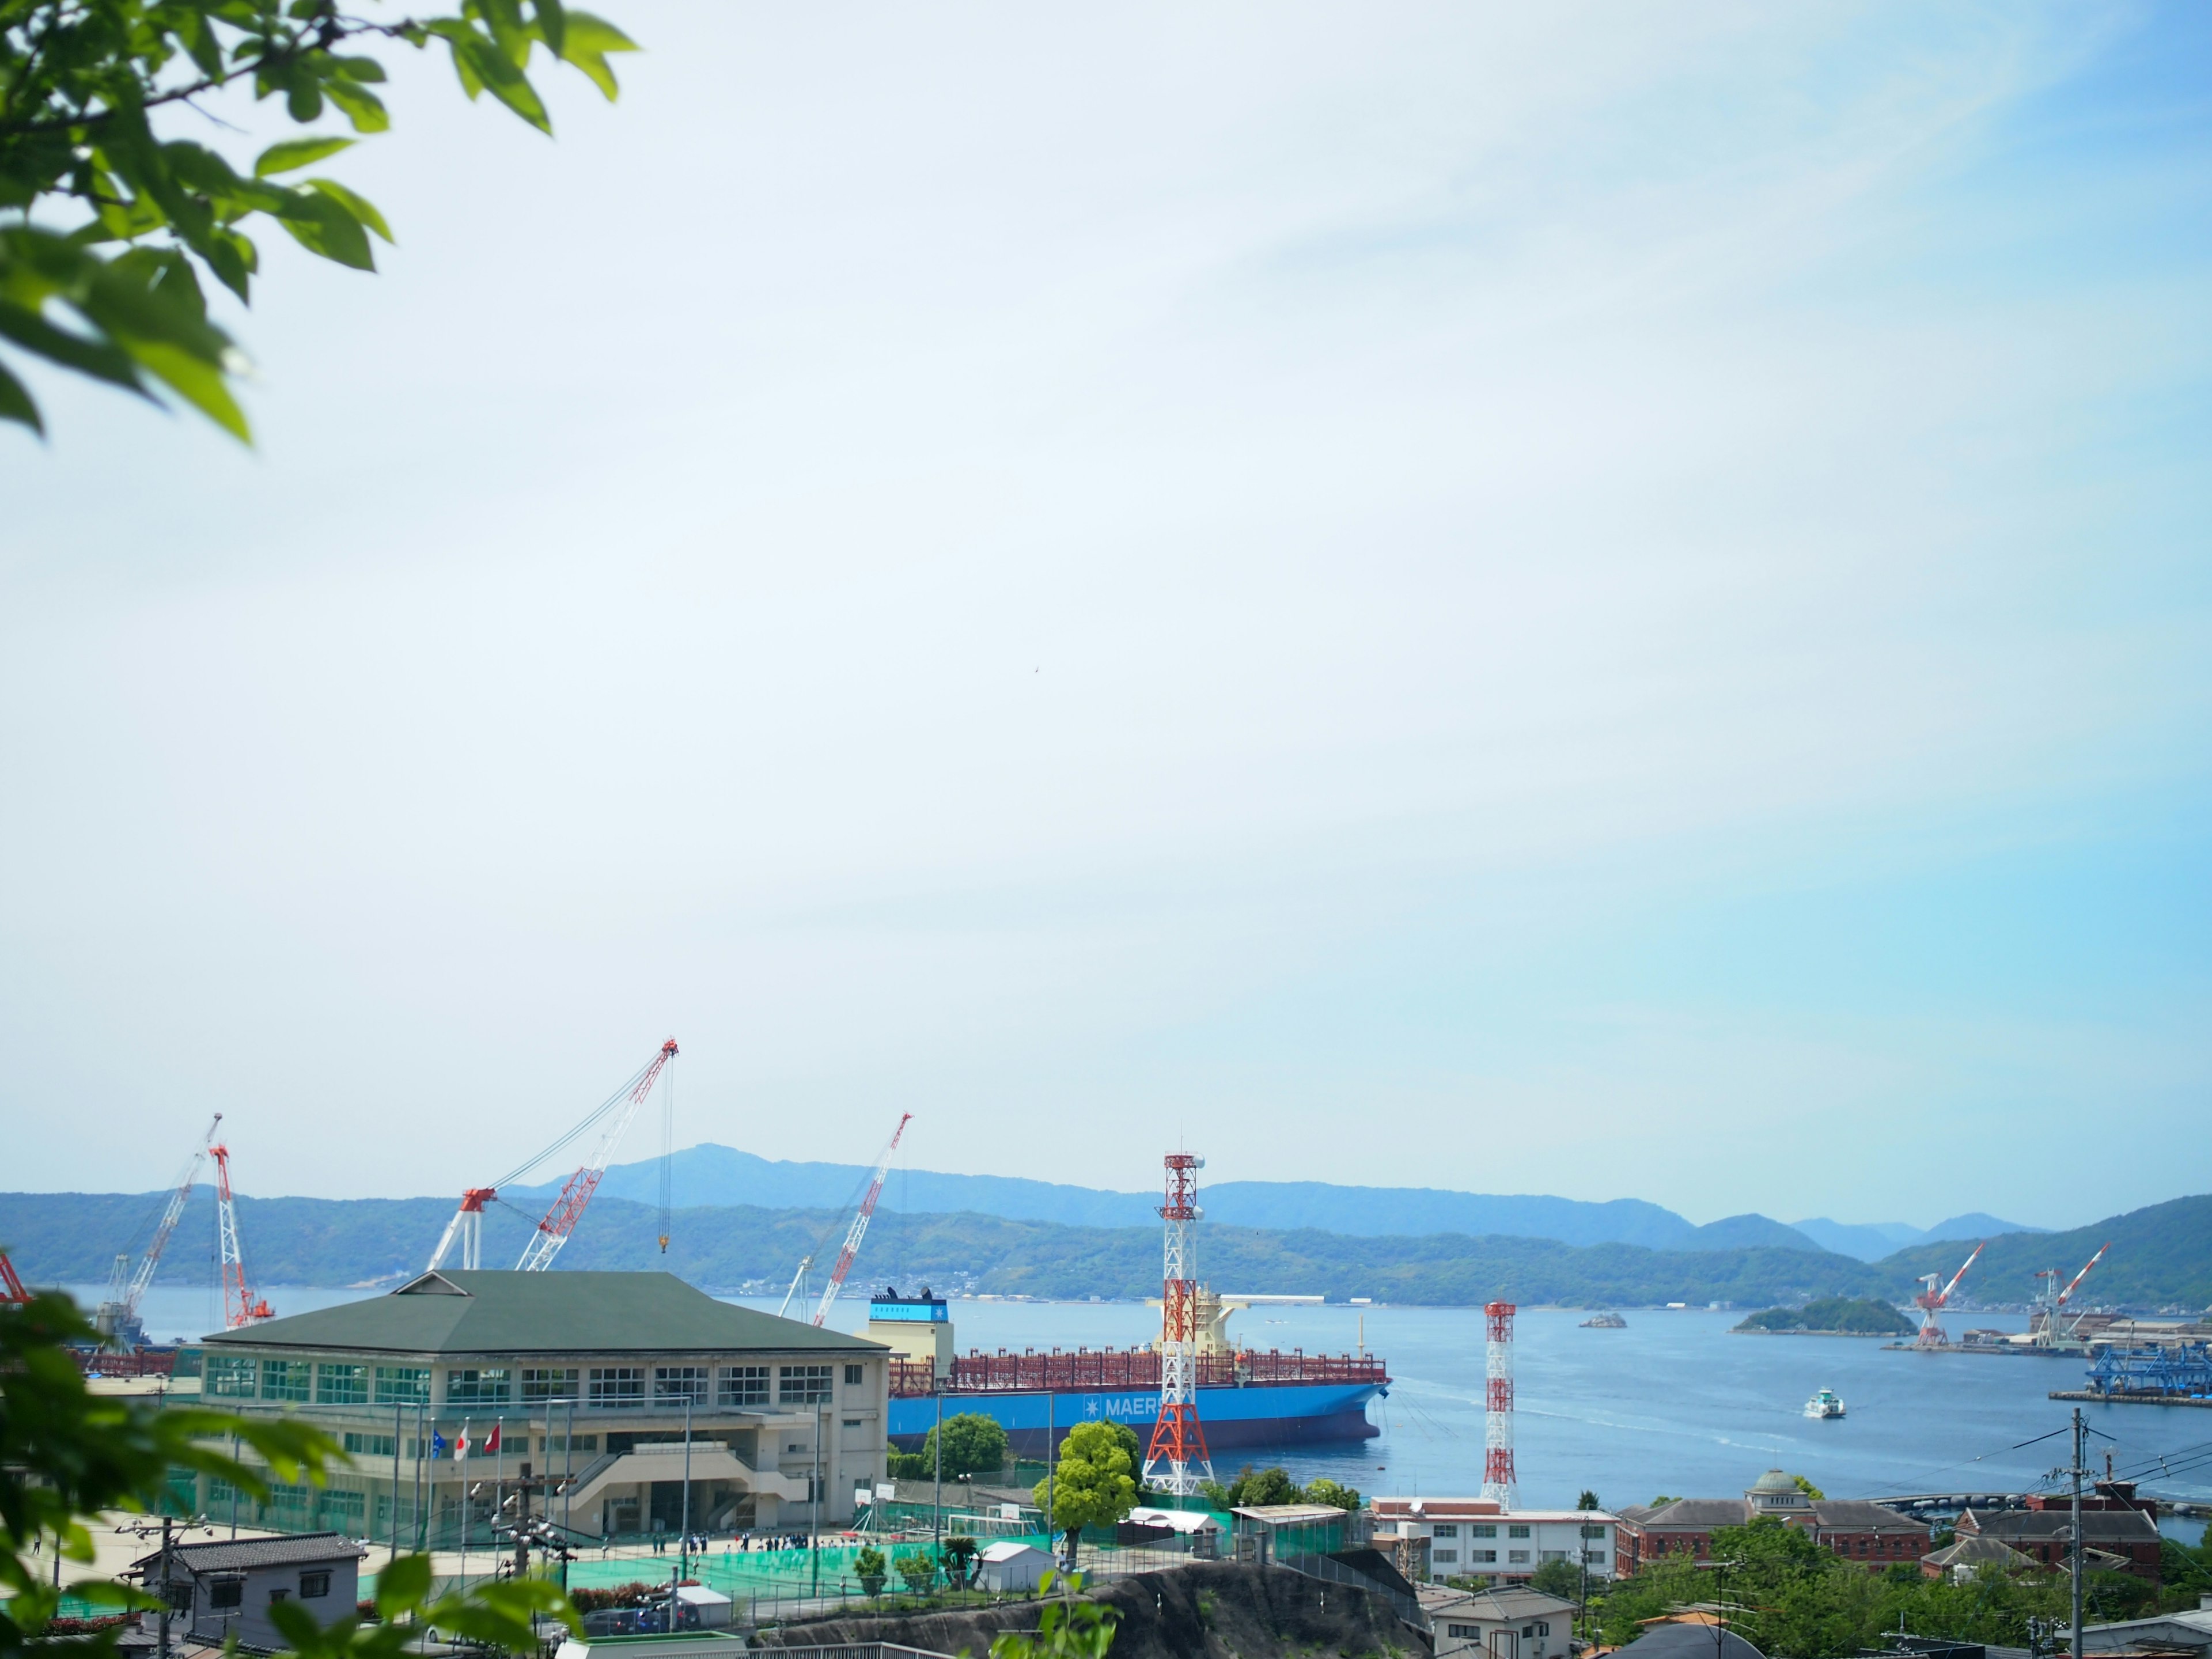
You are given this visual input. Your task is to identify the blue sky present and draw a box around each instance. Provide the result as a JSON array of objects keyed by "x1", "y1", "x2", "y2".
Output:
[{"x1": 2, "y1": 3, "x2": 2207, "y2": 1229}]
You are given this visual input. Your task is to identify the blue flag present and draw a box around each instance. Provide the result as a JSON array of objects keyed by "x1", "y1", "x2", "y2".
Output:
[{"x1": 430, "y1": 1431, "x2": 448, "y2": 1459}]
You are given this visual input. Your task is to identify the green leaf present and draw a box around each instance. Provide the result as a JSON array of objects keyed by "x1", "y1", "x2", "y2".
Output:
[
  {"x1": 306, "y1": 179, "x2": 393, "y2": 243},
  {"x1": 255, "y1": 136, "x2": 357, "y2": 176},
  {"x1": 0, "y1": 301, "x2": 150, "y2": 395},
  {"x1": 276, "y1": 190, "x2": 376, "y2": 271},
  {"x1": 376, "y1": 1553, "x2": 432, "y2": 1618},
  {"x1": 287, "y1": 81, "x2": 325, "y2": 123},
  {"x1": 0, "y1": 358, "x2": 44, "y2": 434},
  {"x1": 535, "y1": 0, "x2": 567, "y2": 59},
  {"x1": 559, "y1": 10, "x2": 637, "y2": 99},
  {"x1": 326, "y1": 82, "x2": 392, "y2": 134},
  {"x1": 204, "y1": 230, "x2": 260, "y2": 304},
  {"x1": 460, "y1": 36, "x2": 552, "y2": 130}
]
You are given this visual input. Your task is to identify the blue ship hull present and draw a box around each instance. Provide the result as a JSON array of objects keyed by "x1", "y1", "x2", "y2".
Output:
[{"x1": 888, "y1": 1380, "x2": 1382, "y2": 1456}]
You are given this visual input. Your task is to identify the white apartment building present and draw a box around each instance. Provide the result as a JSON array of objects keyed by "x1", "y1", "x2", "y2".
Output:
[{"x1": 1369, "y1": 1497, "x2": 1616, "y2": 1584}]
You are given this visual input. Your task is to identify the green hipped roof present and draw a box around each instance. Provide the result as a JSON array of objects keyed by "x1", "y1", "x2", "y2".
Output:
[{"x1": 200, "y1": 1271, "x2": 883, "y2": 1358}]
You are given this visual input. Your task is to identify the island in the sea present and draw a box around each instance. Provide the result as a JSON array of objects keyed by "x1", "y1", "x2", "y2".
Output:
[
  {"x1": 1732, "y1": 1296, "x2": 1916, "y2": 1336},
  {"x1": 1580, "y1": 1310, "x2": 1627, "y2": 1328}
]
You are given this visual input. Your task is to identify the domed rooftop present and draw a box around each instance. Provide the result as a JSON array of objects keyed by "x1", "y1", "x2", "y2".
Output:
[{"x1": 1749, "y1": 1469, "x2": 1797, "y2": 1494}]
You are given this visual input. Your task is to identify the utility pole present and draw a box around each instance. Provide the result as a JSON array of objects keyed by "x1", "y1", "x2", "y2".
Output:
[
  {"x1": 2070, "y1": 1408, "x2": 2085, "y2": 1659},
  {"x1": 156, "y1": 1514, "x2": 174, "y2": 1659},
  {"x1": 1046, "y1": 1391, "x2": 1057, "y2": 1565},
  {"x1": 932, "y1": 1392, "x2": 944, "y2": 1566},
  {"x1": 810, "y1": 1402, "x2": 824, "y2": 1601},
  {"x1": 681, "y1": 1393, "x2": 694, "y2": 1581}
]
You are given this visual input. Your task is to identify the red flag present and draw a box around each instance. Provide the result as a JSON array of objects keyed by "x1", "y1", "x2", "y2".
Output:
[{"x1": 484, "y1": 1423, "x2": 502, "y2": 1455}]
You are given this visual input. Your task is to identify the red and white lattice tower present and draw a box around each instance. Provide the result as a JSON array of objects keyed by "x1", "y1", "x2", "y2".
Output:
[
  {"x1": 1482, "y1": 1300, "x2": 1516, "y2": 1508},
  {"x1": 1142, "y1": 1153, "x2": 1214, "y2": 1497}
]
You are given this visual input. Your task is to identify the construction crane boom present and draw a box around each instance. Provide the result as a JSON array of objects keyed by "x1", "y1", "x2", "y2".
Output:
[
  {"x1": 2058, "y1": 1242, "x2": 2111, "y2": 1305},
  {"x1": 426, "y1": 1037, "x2": 680, "y2": 1272},
  {"x1": 1911, "y1": 1239, "x2": 1984, "y2": 1350},
  {"x1": 810, "y1": 1113, "x2": 911, "y2": 1327},
  {"x1": 516, "y1": 1039, "x2": 679, "y2": 1272},
  {"x1": 0, "y1": 1250, "x2": 28, "y2": 1304},
  {"x1": 210, "y1": 1137, "x2": 272, "y2": 1328},
  {"x1": 1931, "y1": 1240, "x2": 1985, "y2": 1307},
  {"x1": 95, "y1": 1115, "x2": 219, "y2": 1347}
]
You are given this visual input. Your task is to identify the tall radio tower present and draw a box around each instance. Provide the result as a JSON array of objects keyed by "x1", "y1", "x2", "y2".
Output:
[
  {"x1": 1142, "y1": 1153, "x2": 1214, "y2": 1497},
  {"x1": 1482, "y1": 1300, "x2": 1516, "y2": 1508}
]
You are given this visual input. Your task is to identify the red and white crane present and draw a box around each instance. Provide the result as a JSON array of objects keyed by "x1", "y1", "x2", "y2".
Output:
[
  {"x1": 807, "y1": 1113, "x2": 911, "y2": 1327},
  {"x1": 2033, "y1": 1241, "x2": 2112, "y2": 1347},
  {"x1": 1912, "y1": 1239, "x2": 1984, "y2": 1350},
  {"x1": 0, "y1": 1250, "x2": 29, "y2": 1305},
  {"x1": 210, "y1": 1133, "x2": 274, "y2": 1329},
  {"x1": 426, "y1": 1038, "x2": 680, "y2": 1273},
  {"x1": 95, "y1": 1115, "x2": 219, "y2": 1347}
]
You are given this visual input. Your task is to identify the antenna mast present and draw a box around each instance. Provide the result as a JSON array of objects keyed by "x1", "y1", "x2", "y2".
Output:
[
  {"x1": 1483, "y1": 1300, "x2": 1517, "y2": 1506},
  {"x1": 1142, "y1": 1152, "x2": 1214, "y2": 1497}
]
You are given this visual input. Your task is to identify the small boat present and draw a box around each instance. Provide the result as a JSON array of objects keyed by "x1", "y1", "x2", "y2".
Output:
[
  {"x1": 1581, "y1": 1311, "x2": 1627, "y2": 1328},
  {"x1": 1804, "y1": 1388, "x2": 1846, "y2": 1419}
]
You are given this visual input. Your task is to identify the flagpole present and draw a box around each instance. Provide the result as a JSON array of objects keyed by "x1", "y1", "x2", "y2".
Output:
[
  {"x1": 458, "y1": 1418, "x2": 471, "y2": 1592},
  {"x1": 495, "y1": 1418, "x2": 505, "y2": 1579}
]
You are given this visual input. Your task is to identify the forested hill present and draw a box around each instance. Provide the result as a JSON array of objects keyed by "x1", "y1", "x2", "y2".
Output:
[
  {"x1": 1872, "y1": 1194, "x2": 2212, "y2": 1312},
  {"x1": 0, "y1": 1188, "x2": 1890, "y2": 1308},
  {"x1": 5, "y1": 1189, "x2": 2201, "y2": 1311}
]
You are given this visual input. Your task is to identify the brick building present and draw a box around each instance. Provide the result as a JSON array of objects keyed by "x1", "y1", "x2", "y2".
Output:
[
  {"x1": 1615, "y1": 1469, "x2": 1929, "y2": 1572},
  {"x1": 1953, "y1": 1486, "x2": 2161, "y2": 1582}
]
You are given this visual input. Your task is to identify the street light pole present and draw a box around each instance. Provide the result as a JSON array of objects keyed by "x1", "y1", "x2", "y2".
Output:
[{"x1": 2070, "y1": 1408, "x2": 2086, "y2": 1659}]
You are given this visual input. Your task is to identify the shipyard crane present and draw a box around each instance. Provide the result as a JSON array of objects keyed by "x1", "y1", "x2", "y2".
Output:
[
  {"x1": 0, "y1": 1250, "x2": 29, "y2": 1305},
  {"x1": 2033, "y1": 1241, "x2": 2112, "y2": 1349},
  {"x1": 1912, "y1": 1240, "x2": 1984, "y2": 1350},
  {"x1": 426, "y1": 1038, "x2": 679, "y2": 1272},
  {"x1": 94, "y1": 1116, "x2": 219, "y2": 1348},
  {"x1": 209, "y1": 1134, "x2": 274, "y2": 1328},
  {"x1": 808, "y1": 1113, "x2": 911, "y2": 1327}
]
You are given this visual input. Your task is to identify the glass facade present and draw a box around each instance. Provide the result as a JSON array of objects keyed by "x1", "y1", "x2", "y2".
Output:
[
  {"x1": 444, "y1": 1367, "x2": 511, "y2": 1406},
  {"x1": 260, "y1": 1359, "x2": 310, "y2": 1402},
  {"x1": 374, "y1": 1365, "x2": 430, "y2": 1405},
  {"x1": 316, "y1": 1363, "x2": 368, "y2": 1405},
  {"x1": 205, "y1": 1354, "x2": 257, "y2": 1398}
]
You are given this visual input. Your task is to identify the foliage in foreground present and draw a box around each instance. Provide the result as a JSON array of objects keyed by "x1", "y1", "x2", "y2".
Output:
[
  {"x1": 0, "y1": 0, "x2": 635, "y2": 438},
  {"x1": 0, "y1": 1289, "x2": 578, "y2": 1659},
  {"x1": 989, "y1": 1571, "x2": 1117, "y2": 1659}
]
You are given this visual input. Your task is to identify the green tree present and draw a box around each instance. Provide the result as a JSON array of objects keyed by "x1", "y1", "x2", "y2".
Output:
[
  {"x1": 1301, "y1": 1476, "x2": 1361, "y2": 1512},
  {"x1": 893, "y1": 1550, "x2": 934, "y2": 1594},
  {"x1": 852, "y1": 1546, "x2": 886, "y2": 1594},
  {"x1": 1577, "y1": 1490, "x2": 1602, "y2": 1510},
  {"x1": 0, "y1": 0, "x2": 635, "y2": 439},
  {"x1": 989, "y1": 1572, "x2": 1116, "y2": 1659},
  {"x1": 922, "y1": 1412, "x2": 1010, "y2": 1481},
  {"x1": 941, "y1": 1535, "x2": 979, "y2": 1588},
  {"x1": 1529, "y1": 1559, "x2": 1584, "y2": 1599},
  {"x1": 1199, "y1": 1464, "x2": 1298, "y2": 1509},
  {"x1": 1793, "y1": 1474, "x2": 1826, "y2": 1501},
  {"x1": 0, "y1": 1289, "x2": 577, "y2": 1659},
  {"x1": 1033, "y1": 1422, "x2": 1137, "y2": 1565}
]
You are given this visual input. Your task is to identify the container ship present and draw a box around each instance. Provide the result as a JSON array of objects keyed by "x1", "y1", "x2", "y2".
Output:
[{"x1": 870, "y1": 1288, "x2": 1388, "y2": 1455}]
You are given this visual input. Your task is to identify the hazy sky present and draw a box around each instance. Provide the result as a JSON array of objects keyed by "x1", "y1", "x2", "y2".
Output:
[{"x1": 5, "y1": 4, "x2": 2207, "y2": 1230}]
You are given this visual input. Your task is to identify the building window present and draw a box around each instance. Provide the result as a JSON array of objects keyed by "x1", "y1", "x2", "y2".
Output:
[
  {"x1": 210, "y1": 1580, "x2": 243, "y2": 1611},
  {"x1": 1473, "y1": 1550, "x2": 1497, "y2": 1563},
  {"x1": 779, "y1": 1365, "x2": 833, "y2": 1404},
  {"x1": 1508, "y1": 1550, "x2": 1529, "y2": 1564},
  {"x1": 1434, "y1": 1523, "x2": 1459, "y2": 1537},
  {"x1": 843, "y1": 1418, "x2": 862, "y2": 1428},
  {"x1": 720, "y1": 1366, "x2": 770, "y2": 1408},
  {"x1": 315, "y1": 1363, "x2": 368, "y2": 1405},
  {"x1": 1508, "y1": 1524, "x2": 1531, "y2": 1539},
  {"x1": 546, "y1": 1433, "x2": 597, "y2": 1455},
  {"x1": 299, "y1": 1573, "x2": 331, "y2": 1600},
  {"x1": 323, "y1": 1489, "x2": 365, "y2": 1521},
  {"x1": 342, "y1": 1431, "x2": 396, "y2": 1459},
  {"x1": 1434, "y1": 1549, "x2": 1458, "y2": 1563},
  {"x1": 268, "y1": 1483, "x2": 316, "y2": 1512},
  {"x1": 374, "y1": 1366, "x2": 430, "y2": 1406},
  {"x1": 445, "y1": 1368, "x2": 511, "y2": 1406},
  {"x1": 1448, "y1": 1626, "x2": 1480, "y2": 1640},
  {"x1": 654, "y1": 1366, "x2": 708, "y2": 1406},
  {"x1": 589, "y1": 1368, "x2": 645, "y2": 1409},
  {"x1": 1471, "y1": 1524, "x2": 1497, "y2": 1538},
  {"x1": 1581, "y1": 1524, "x2": 1605, "y2": 1540},
  {"x1": 260, "y1": 1359, "x2": 310, "y2": 1403},
  {"x1": 521, "y1": 1367, "x2": 579, "y2": 1404},
  {"x1": 163, "y1": 1582, "x2": 194, "y2": 1613},
  {"x1": 1540, "y1": 1550, "x2": 1567, "y2": 1562},
  {"x1": 206, "y1": 1355, "x2": 257, "y2": 1399},
  {"x1": 844, "y1": 1363, "x2": 865, "y2": 1386}
]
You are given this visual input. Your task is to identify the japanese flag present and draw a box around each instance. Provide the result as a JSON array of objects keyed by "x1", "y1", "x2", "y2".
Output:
[
  {"x1": 454, "y1": 1428, "x2": 471, "y2": 1463},
  {"x1": 484, "y1": 1424, "x2": 503, "y2": 1455}
]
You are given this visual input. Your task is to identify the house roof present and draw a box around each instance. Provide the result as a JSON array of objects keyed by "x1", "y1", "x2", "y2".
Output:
[
  {"x1": 1620, "y1": 1624, "x2": 1766, "y2": 1659},
  {"x1": 1959, "y1": 1509, "x2": 2158, "y2": 1543},
  {"x1": 1233, "y1": 1504, "x2": 1351, "y2": 1525},
  {"x1": 1923, "y1": 1536, "x2": 2034, "y2": 1570},
  {"x1": 1618, "y1": 1498, "x2": 1924, "y2": 1536},
  {"x1": 1805, "y1": 1501, "x2": 1929, "y2": 1535},
  {"x1": 979, "y1": 1541, "x2": 1053, "y2": 1563},
  {"x1": 1374, "y1": 1497, "x2": 1503, "y2": 1518},
  {"x1": 1622, "y1": 1499, "x2": 1752, "y2": 1530},
  {"x1": 200, "y1": 1272, "x2": 881, "y2": 1357},
  {"x1": 1433, "y1": 1588, "x2": 1578, "y2": 1623},
  {"x1": 134, "y1": 1533, "x2": 367, "y2": 1574}
]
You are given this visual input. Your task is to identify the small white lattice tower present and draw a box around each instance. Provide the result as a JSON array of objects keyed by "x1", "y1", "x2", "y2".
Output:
[
  {"x1": 1142, "y1": 1153, "x2": 1214, "y2": 1497},
  {"x1": 1482, "y1": 1300, "x2": 1516, "y2": 1508}
]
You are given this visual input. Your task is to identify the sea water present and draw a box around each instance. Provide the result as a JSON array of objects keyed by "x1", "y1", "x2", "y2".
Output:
[{"x1": 94, "y1": 1286, "x2": 2212, "y2": 1530}]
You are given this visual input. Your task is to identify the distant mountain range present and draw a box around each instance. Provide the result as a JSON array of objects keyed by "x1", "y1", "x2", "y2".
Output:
[
  {"x1": 6, "y1": 1176, "x2": 2198, "y2": 1313},
  {"x1": 1789, "y1": 1213, "x2": 2046, "y2": 1262},
  {"x1": 509, "y1": 1143, "x2": 2038, "y2": 1256}
]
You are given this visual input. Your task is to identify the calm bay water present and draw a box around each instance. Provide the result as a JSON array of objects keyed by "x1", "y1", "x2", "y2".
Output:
[{"x1": 101, "y1": 1285, "x2": 2212, "y2": 1530}]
